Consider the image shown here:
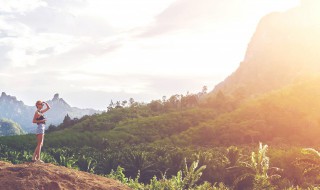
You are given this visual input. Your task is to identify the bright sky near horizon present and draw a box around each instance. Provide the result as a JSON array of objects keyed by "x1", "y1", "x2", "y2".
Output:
[{"x1": 0, "y1": 0, "x2": 300, "y2": 110}]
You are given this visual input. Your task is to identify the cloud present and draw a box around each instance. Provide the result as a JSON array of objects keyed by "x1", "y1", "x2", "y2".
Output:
[
  {"x1": 0, "y1": 0, "x2": 118, "y2": 69},
  {"x1": 137, "y1": 0, "x2": 298, "y2": 38},
  {"x1": 37, "y1": 46, "x2": 54, "y2": 55},
  {"x1": 0, "y1": 45, "x2": 12, "y2": 69},
  {"x1": 0, "y1": 0, "x2": 47, "y2": 14},
  {"x1": 0, "y1": 0, "x2": 300, "y2": 109},
  {"x1": 16, "y1": 6, "x2": 114, "y2": 37},
  {"x1": 137, "y1": 0, "x2": 225, "y2": 37}
]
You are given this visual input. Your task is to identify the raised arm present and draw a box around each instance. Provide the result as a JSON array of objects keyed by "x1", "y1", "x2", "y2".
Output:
[{"x1": 41, "y1": 102, "x2": 51, "y2": 113}]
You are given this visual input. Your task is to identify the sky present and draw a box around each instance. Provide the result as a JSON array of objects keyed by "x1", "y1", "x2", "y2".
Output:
[{"x1": 0, "y1": 0, "x2": 300, "y2": 110}]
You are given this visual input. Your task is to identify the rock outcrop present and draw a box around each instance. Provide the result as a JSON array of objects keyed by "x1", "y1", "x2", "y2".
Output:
[{"x1": 213, "y1": 0, "x2": 320, "y2": 97}]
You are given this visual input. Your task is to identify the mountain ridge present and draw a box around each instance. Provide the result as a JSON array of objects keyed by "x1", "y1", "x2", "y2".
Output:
[
  {"x1": 0, "y1": 92, "x2": 102, "y2": 133},
  {"x1": 212, "y1": 1, "x2": 320, "y2": 98}
]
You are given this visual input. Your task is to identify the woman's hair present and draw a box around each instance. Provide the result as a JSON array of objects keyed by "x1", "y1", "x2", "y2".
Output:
[{"x1": 35, "y1": 100, "x2": 43, "y2": 109}]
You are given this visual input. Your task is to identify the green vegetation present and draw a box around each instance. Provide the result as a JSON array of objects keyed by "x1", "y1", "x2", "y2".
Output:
[
  {"x1": 1, "y1": 142, "x2": 319, "y2": 189},
  {"x1": 2, "y1": 79, "x2": 320, "y2": 189},
  {"x1": 0, "y1": 118, "x2": 25, "y2": 136}
]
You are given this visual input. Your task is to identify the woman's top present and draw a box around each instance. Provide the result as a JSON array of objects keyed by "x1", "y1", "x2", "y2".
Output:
[{"x1": 36, "y1": 110, "x2": 46, "y2": 124}]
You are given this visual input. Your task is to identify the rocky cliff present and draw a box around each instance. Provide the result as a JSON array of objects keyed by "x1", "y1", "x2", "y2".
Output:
[{"x1": 213, "y1": 0, "x2": 320, "y2": 97}]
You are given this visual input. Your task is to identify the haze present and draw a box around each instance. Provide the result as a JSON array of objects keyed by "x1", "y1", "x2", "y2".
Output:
[{"x1": 0, "y1": 0, "x2": 299, "y2": 110}]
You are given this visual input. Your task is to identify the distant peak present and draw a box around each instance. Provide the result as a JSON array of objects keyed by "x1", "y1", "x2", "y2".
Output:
[
  {"x1": 51, "y1": 93, "x2": 69, "y2": 106},
  {"x1": 0, "y1": 92, "x2": 18, "y2": 102},
  {"x1": 53, "y1": 93, "x2": 60, "y2": 100},
  {"x1": 1, "y1": 92, "x2": 7, "y2": 97}
]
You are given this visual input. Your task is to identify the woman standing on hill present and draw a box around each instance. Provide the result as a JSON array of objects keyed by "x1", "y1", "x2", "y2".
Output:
[{"x1": 32, "y1": 101, "x2": 51, "y2": 163}]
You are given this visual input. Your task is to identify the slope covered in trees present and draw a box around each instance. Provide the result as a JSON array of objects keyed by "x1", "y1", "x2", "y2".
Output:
[
  {"x1": 0, "y1": 118, "x2": 25, "y2": 136},
  {"x1": 2, "y1": 78, "x2": 320, "y2": 149},
  {"x1": 170, "y1": 77, "x2": 320, "y2": 147},
  {"x1": 2, "y1": 79, "x2": 320, "y2": 189}
]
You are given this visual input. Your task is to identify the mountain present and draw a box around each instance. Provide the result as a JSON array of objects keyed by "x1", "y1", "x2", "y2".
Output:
[
  {"x1": 0, "y1": 92, "x2": 101, "y2": 133},
  {"x1": 0, "y1": 161, "x2": 129, "y2": 190},
  {"x1": 32, "y1": 78, "x2": 320, "y2": 150},
  {"x1": 0, "y1": 92, "x2": 34, "y2": 133},
  {"x1": 168, "y1": 78, "x2": 320, "y2": 147},
  {"x1": 0, "y1": 118, "x2": 25, "y2": 136},
  {"x1": 45, "y1": 93, "x2": 101, "y2": 127},
  {"x1": 29, "y1": 1, "x2": 320, "y2": 148},
  {"x1": 212, "y1": 0, "x2": 320, "y2": 98}
]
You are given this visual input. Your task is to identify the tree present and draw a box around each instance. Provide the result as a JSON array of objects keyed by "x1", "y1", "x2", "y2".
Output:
[
  {"x1": 224, "y1": 146, "x2": 245, "y2": 186},
  {"x1": 148, "y1": 100, "x2": 163, "y2": 112},
  {"x1": 226, "y1": 146, "x2": 243, "y2": 168},
  {"x1": 162, "y1": 96, "x2": 166, "y2": 103},
  {"x1": 122, "y1": 151, "x2": 156, "y2": 182},
  {"x1": 129, "y1": 98, "x2": 135, "y2": 106},
  {"x1": 121, "y1": 100, "x2": 128, "y2": 107},
  {"x1": 168, "y1": 94, "x2": 180, "y2": 109},
  {"x1": 107, "y1": 100, "x2": 114, "y2": 111},
  {"x1": 202, "y1": 86, "x2": 208, "y2": 95},
  {"x1": 46, "y1": 124, "x2": 57, "y2": 133},
  {"x1": 115, "y1": 101, "x2": 122, "y2": 109},
  {"x1": 182, "y1": 94, "x2": 198, "y2": 108},
  {"x1": 227, "y1": 143, "x2": 281, "y2": 190},
  {"x1": 295, "y1": 148, "x2": 320, "y2": 177},
  {"x1": 62, "y1": 114, "x2": 72, "y2": 127}
]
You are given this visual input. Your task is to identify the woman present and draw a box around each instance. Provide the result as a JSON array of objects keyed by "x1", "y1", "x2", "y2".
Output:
[{"x1": 32, "y1": 100, "x2": 51, "y2": 163}]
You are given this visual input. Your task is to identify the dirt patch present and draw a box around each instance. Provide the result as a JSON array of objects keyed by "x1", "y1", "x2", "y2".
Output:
[{"x1": 0, "y1": 161, "x2": 131, "y2": 190}]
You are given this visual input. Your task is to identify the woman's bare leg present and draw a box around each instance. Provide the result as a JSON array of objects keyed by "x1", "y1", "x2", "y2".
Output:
[
  {"x1": 32, "y1": 134, "x2": 44, "y2": 161},
  {"x1": 32, "y1": 135, "x2": 39, "y2": 161},
  {"x1": 36, "y1": 134, "x2": 44, "y2": 160}
]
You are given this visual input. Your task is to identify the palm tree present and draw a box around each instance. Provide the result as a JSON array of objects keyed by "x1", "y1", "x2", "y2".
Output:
[
  {"x1": 122, "y1": 151, "x2": 156, "y2": 182},
  {"x1": 182, "y1": 158, "x2": 207, "y2": 189},
  {"x1": 77, "y1": 155, "x2": 97, "y2": 173},
  {"x1": 295, "y1": 148, "x2": 320, "y2": 177},
  {"x1": 227, "y1": 143, "x2": 281, "y2": 190},
  {"x1": 224, "y1": 146, "x2": 245, "y2": 186},
  {"x1": 226, "y1": 146, "x2": 243, "y2": 167}
]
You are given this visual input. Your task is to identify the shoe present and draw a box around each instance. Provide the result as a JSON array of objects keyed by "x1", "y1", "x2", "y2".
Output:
[{"x1": 37, "y1": 160, "x2": 44, "y2": 163}]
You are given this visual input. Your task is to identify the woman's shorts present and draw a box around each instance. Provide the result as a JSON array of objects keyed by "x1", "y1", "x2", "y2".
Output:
[{"x1": 36, "y1": 124, "x2": 45, "y2": 134}]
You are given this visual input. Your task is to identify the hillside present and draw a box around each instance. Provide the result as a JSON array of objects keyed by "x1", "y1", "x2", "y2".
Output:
[
  {"x1": 169, "y1": 78, "x2": 320, "y2": 146},
  {"x1": 213, "y1": 0, "x2": 320, "y2": 98},
  {"x1": 4, "y1": 79, "x2": 320, "y2": 149},
  {"x1": 0, "y1": 161, "x2": 129, "y2": 190},
  {"x1": 0, "y1": 118, "x2": 24, "y2": 136},
  {"x1": 46, "y1": 107, "x2": 217, "y2": 148}
]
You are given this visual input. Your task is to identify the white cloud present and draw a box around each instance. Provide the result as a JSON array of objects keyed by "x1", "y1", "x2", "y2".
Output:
[
  {"x1": 3, "y1": 33, "x2": 79, "y2": 67},
  {"x1": 70, "y1": 0, "x2": 176, "y2": 30},
  {"x1": 0, "y1": 72, "x2": 13, "y2": 77},
  {"x1": 0, "y1": 0, "x2": 301, "y2": 109},
  {"x1": 137, "y1": 0, "x2": 300, "y2": 37},
  {"x1": 0, "y1": 0, "x2": 47, "y2": 13}
]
